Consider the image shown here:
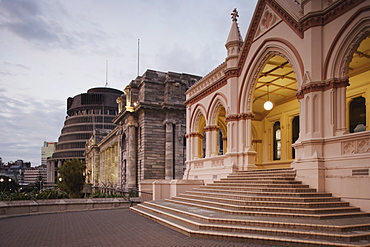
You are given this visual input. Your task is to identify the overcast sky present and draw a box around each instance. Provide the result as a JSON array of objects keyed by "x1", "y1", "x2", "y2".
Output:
[{"x1": 0, "y1": 0, "x2": 257, "y2": 166}]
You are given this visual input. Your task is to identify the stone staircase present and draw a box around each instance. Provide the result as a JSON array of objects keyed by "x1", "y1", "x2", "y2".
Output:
[{"x1": 131, "y1": 168, "x2": 370, "y2": 246}]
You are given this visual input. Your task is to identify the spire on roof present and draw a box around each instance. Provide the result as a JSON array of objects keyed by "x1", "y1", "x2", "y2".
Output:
[
  {"x1": 226, "y1": 8, "x2": 243, "y2": 47},
  {"x1": 225, "y1": 8, "x2": 243, "y2": 65}
]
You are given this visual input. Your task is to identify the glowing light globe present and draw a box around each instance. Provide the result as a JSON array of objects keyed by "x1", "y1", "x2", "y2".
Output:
[{"x1": 264, "y1": 101, "x2": 273, "y2": 110}]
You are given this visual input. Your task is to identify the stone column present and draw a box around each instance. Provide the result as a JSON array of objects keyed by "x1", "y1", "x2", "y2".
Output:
[
  {"x1": 164, "y1": 120, "x2": 175, "y2": 179},
  {"x1": 46, "y1": 160, "x2": 55, "y2": 183},
  {"x1": 205, "y1": 125, "x2": 218, "y2": 157},
  {"x1": 127, "y1": 116, "x2": 137, "y2": 189}
]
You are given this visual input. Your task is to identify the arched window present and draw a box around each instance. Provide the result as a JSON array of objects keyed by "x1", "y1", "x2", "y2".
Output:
[
  {"x1": 218, "y1": 129, "x2": 224, "y2": 155},
  {"x1": 273, "y1": 121, "x2": 281, "y2": 160},
  {"x1": 292, "y1": 116, "x2": 300, "y2": 159},
  {"x1": 350, "y1": 96, "x2": 366, "y2": 133}
]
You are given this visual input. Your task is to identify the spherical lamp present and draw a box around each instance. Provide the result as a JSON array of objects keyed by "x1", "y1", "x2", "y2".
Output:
[{"x1": 264, "y1": 100, "x2": 273, "y2": 110}]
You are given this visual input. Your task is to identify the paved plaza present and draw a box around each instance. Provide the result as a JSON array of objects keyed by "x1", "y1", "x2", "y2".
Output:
[{"x1": 0, "y1": 208, "x2": 279, "y2": 247}]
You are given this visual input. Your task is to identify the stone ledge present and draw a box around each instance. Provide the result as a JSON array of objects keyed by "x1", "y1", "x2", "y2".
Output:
[{"x1": 0, "y1": 198, "x2": 131, "y2": 218}]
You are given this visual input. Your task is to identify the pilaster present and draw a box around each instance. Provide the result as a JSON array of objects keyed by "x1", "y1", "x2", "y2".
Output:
[
  {"x1": 164, "y1": 120, "x2": 175, "y2": 179},
  {"x1": 127, "y1": 116, "x2": 138, "y2": 189}
]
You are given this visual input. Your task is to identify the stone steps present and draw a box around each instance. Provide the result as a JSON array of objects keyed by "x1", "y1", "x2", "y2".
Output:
[
  {"x1": 132, "y1": 201, "x2": 370, "y2": 246},
  {"x1": 219, "y1": 178, "x2": 303, "y2": 183},
  {"x1": 186, "y1": 190, "x2": 342, "y2": 202},
  {"x1": 131, "y1": 168, "x2": 370, "y2": 246},
  {"x1": 214, "y1": 181, "x2": 310, "y2": 188},
  {"x1": 203, "y1": 185, "x2": 318, "y2": 193},
  {"x1": 195, "y1": 186, "x2": 333, "y2": 197},
  {"x1": 167, "y1": 197, "x2": 366, "y2": 218},
  {"x1": 179, "y1": 193, "x2": 350, "y2": 208}
]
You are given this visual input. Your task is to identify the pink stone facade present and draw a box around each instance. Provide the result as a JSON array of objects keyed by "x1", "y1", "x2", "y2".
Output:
[{"x1": 185, "y1": 0, "x2": 370, "y2": 211}]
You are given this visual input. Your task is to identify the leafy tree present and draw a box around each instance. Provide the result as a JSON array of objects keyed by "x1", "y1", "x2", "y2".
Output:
[{"x1": 57, "y1": 159, "x2": 86, "y2": 198}]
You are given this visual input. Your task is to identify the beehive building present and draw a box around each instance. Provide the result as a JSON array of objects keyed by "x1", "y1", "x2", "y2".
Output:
[{"x1": 46, "y1": 87, "x2": 123, "y2": 185}]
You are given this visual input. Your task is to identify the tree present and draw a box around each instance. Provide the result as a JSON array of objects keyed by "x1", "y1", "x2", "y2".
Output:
[{"x1": 57, "y1": 159, "x2": 86, "y2": 198}]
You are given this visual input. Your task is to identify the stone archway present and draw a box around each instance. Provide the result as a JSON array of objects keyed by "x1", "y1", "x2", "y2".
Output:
[
  {"x1": 251, "y1": 54, "x2": 299, "y2": 167},
  {"x1": 346, "y1": 34, "x2": 370, "y2": 133}
]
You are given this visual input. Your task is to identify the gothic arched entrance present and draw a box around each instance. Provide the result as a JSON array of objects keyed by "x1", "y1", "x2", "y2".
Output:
[{"x1": 251, "y1": 54, "x2": 299, "y2": 167}]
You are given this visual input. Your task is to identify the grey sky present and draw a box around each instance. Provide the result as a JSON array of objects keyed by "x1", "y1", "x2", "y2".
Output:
[{"x1": 0, "y1": 0, "x2": 257, "y2": 166}]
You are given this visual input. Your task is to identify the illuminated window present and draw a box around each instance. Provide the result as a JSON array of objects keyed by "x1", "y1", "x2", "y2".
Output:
[{"x1": 273, "y1": 121, "x2": 281, "y2": 160}]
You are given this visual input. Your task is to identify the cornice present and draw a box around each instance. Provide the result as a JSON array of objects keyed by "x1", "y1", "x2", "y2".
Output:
[
  {"x1": 301, "y1": 0, "x2": 365, "y2": 31},
  {"x1": 225, "y1": 67, "x2": 239, "y2": 80},
  {"x1": 185, "y1": 77, "x2": 227, "y2": 105}
]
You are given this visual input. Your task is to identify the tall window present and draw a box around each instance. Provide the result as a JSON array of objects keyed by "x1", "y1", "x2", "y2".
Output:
[
  {"x1": 202, "y1": 131, "x2": 206, "y2": 158},
  {"x1": 350, "y1": 96, "x2": 366, "y2": 133},
  {"x1": 218, "y1": 129, "x2": 224, "y2": 155},
  {"x1": 273, "y1": 121, "x2": 281, "y2": 160},
  {"x1": 292, "y1": 116, "x2": 300, "y2": 159}
]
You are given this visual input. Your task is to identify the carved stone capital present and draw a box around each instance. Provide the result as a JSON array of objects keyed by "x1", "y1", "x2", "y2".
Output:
[
  {"x1": 296, "y1": 78, "x2": 349, "y2": 99},
  {"x1": 185, "y1": 132, "x2": 203, "y2": 139},
  {"x1": 225, "y1": 113, "x2": 254, "y2": 122},
  {"x1": 204, "y1": 125, "x2": 219, "y2": 132}
]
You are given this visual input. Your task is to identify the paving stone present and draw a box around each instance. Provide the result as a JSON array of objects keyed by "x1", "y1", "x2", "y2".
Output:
[{"x1": 0, "y1": 208, "x2": 278, "y2": 247}]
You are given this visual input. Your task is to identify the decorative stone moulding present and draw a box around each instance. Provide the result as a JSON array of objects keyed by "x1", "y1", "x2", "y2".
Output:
[
  {"x1": 185, "y1": 63, "x2": 227, "y2": 104},
  {"x1": 342, "y1": 138, "x2": 370, "y2": 155},
  {"x1": 296, "y1": 78, "x2": 349, "y2": 99},
  {"x1": 225, "y1": 113, "x2": 254, "y2": 122},
  {"x1": 254, "y1": 4, "x2": 282, "y2": 39},
  {"x1": 194, "y1": 162, "x2": 204, "y2": 169},
  {"x1": 211, "y1": 159, "x2": 224, "y2": 167}
]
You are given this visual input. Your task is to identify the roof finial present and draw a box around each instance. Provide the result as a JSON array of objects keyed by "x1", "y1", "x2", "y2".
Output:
[{"x1": 231, "y1": 8, "x2": 239, "y2": 22}]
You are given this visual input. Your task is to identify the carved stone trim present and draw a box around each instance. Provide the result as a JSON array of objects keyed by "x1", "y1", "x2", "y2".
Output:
[
  {"x1": 212, "y1": 159, "x2": 224, "y2": 167},
  {"x1": 254, "y1": 4, "x2": 283, "y2": 39},
  {"x1": 342, "y1": 138, "x2": 370, "y2": 155},
  {"x1": 185, "y1": 132, "x2": 203, "y2": 139},
  {"x1": 225, "y1": 68, "x2": 239, "y2": 79},
  {"x1": 240, "y1": 113, "x2": 255, "y2": 120},
  {"x1": 194, "y1": 162, "x2": 204, "y2": 169},
  {"x1": 226, "y1": 113, "x2": 254, "y2": 122},
  {"x1": 204, "y1": 125, "x2": 219, "y2": 132},
  {"x1": 296, "y1": 78, "x2": 349, "y2": 99},
  {"x1": 301, "y1": 0, "x2": 365, "y2": 31},
  {"x1": 185, "y1": 78, "x2": 227, "y2": 105}
]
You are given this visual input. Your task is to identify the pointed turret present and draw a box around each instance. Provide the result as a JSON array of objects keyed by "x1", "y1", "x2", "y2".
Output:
[{"x1": 225, "y1": 8, "x2": 243, "y2": 68}]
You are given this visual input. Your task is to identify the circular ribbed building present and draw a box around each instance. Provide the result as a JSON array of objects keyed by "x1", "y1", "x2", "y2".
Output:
[{"x1": 46, "y1": 87, "x2": 123, "y2": 184}]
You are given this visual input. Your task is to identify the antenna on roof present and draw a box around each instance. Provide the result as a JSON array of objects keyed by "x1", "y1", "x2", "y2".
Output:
[
  {"x1": 137, "y1": 39, "x2": 140, "y2": 77},
  {"x1": 105, "y1": 60, "x2": 108, "y2": 87}
]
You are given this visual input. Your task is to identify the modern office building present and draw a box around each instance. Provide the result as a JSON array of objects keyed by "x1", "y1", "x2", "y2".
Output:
[
  {"x1": 41, "y1": 142, "x2": 57, "y2": 166},
  {"x1": 23, "y1": 166, "x2": 46, "y2": 186}
]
